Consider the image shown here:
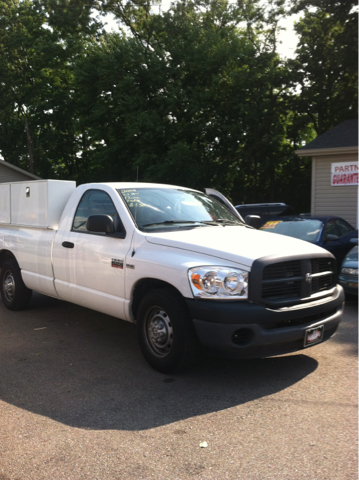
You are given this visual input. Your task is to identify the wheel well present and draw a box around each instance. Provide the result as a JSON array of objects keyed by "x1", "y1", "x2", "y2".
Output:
[
  {"x1": 131, "y1": 279, "x2": 182, "y2": 321},
  {"x1": 0, "y1": 250, "x2": 17, "y2": 269}
]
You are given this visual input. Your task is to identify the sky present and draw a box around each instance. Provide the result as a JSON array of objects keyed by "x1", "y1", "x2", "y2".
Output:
[
  {"x1": 277, "y1": 14, "x2": 300, "y2": 58},
  {"x1": 102, "y1": 5, "x2": 301, "y2": 59}
]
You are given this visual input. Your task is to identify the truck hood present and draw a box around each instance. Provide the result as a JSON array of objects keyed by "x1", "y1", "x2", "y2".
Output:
[{"x1": 145, "y1": 225, "x2": 327, "y2": 268}]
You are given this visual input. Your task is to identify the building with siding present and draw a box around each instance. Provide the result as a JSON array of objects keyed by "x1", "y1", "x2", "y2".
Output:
[
  {"x1": 0, "y1": 160, "x2": 41, "y2": 183},
  {"x1": 296, "y1": 119, "x2": 358, "y2": 228}
]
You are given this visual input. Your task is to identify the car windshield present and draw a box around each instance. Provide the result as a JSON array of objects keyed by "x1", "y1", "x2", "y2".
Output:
[
  {"x1": 118, "y1": 187, "x2": 243, "y2": 231},
  {"x1": 260, "y1": 219, "x2": 323, "y2": 243}
]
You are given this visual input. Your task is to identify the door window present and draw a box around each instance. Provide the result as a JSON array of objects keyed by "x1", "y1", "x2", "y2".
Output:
[
  {"x1": 322, "y1": 220, "x2": 341, "y2": 241},
  {"x1": 72, "y1": 189, "x2": 124, "y2": 235},
  {"x1": 336, "y1": 219, "x2": 354, "y2": 237}
]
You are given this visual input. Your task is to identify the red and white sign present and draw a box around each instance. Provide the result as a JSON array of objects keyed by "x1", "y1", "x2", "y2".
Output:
[{"x1": 331, "y1": 161, "x2": 358, "y2": 186}]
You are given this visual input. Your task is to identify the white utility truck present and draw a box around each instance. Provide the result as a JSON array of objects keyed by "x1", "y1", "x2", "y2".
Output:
[{"x1": 0, "y1": 180, "x2": 344, "y2": 372}]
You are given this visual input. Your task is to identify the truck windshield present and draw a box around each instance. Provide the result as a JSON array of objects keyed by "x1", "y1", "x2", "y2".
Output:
[{"x1": 117, "y1": 188, "x2": 243, "y2": 231}]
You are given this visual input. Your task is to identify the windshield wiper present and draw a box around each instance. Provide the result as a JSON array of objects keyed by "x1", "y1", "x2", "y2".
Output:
[
  {"x1": 142, "y1": 220, "x2": 204, "y2": 227},
  {"x1": 215, "y1": 219, "x2": 244, "y2": 225},
  {"x1": 196, "y1": 220, "x2": 223, "y2": 226},
  {"x1": 198, "y1": 219, "x2": 243, "y2": 226},
  {"x1": 142, "y1": 219, "x2": 243, "y2": 228}
]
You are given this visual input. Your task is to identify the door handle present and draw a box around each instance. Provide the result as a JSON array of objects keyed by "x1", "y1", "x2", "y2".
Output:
[{"x1": 62, "y1": 241, "x2": 74, "y2": 249}]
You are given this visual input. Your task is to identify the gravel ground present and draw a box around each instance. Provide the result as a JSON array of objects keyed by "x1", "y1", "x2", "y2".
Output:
[{"x1": 0, "y1": 293, "x2": 357, "y2": 480}]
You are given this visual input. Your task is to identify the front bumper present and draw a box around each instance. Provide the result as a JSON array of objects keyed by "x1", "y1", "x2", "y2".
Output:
[{"x1": 186, "y1": 286, "x2": 345, "y2": 359}]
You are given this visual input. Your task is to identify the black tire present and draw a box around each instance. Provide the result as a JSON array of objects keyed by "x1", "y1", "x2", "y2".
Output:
[
  {"x1": 137, "y1": 288, "x2": 200, "y2": 373},
  {"x1": 0, "y1": 259, "x2": 32, "y2": 311}
]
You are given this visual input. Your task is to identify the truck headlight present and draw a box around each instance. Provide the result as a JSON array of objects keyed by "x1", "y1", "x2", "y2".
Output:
[{"x1": 188, "y1": 267, "x2": 248, "y2": 299}]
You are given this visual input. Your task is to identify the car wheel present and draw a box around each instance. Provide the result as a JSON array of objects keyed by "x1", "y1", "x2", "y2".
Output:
[
  {"x1": 137, "y1": 288, "x2": 199, "y2": 373},
  {"x1": 0, "y1": 260, "x2": 32, "y2": 310}
]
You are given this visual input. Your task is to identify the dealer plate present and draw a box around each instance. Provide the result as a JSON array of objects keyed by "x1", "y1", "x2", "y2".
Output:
[{"x1": 304, "y1": 325, "x2": 324, "y2": 347}]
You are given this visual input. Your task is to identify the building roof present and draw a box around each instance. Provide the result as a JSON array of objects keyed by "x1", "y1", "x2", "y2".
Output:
[
  {"x1": 295, "y1": 119, "x2": 358, "y2": 157},
  {"x1": 0, "y1": 160, "x2": 41, "y2": 180},
  {"x1": 299, "y1": 119, "x2": 358, "y2": 151}
]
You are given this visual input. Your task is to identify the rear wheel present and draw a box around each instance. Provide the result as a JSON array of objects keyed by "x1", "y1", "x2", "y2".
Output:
[
  {"x1": 137, "y1": 288, "x2": 199, "y2": 373},
  {"x1": 0, "y1": 260, "x2": 32, "y2": 310}
]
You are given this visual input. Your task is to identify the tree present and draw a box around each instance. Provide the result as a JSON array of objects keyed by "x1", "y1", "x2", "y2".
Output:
[
  {"x1": 75, "y1": 0, "x2": 301, "y2": 205},
  {"x1": 0, "y1": 0, "x2": 99, "y2": 178},
  {"x1": 1, "y1": 0, "x2": 354, "y2": 213},
  {"x1": 289, "y1": 0, "x2": 358, "y2": 135}
]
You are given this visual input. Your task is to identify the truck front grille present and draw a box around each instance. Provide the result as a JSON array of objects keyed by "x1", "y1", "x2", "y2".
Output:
[
  {"x1": 311, "y1": 258, "x2": 335, "y2": 294},
  {"x1": 262, "y1": 279, "x2": 301, "y2": 301},
  {"x1": 257, "y1": 257, "x2": 336, "y2": 306},
  {"x1": 311, "y1": 258, "x2": 334, "y2": 274},
  {"x1": 262, "y1": 260, "x2": 302, "y2": 280},
  {"x1": 312, "y1": 274, "x2": 334, "y2": 293}
]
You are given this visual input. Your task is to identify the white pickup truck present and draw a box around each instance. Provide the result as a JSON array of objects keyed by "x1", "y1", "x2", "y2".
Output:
[{"x1": 0, "y1": 180, "x2": 344, "y2": 372}]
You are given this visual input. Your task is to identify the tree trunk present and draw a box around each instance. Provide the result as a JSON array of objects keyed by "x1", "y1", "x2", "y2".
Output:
[{"x1": 25, "y1": 119, "x2": 34, "y2": 174}]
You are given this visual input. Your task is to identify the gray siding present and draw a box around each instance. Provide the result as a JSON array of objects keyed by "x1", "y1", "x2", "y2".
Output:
[
  {"x1": 312, "y1": 153, "x2": 358, "y2": 228},
  {"x1": 0, "y1": 163, "x2": 37, "y2": 183}
]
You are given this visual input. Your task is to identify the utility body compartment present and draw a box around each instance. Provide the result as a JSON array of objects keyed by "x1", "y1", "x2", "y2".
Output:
[{"x1": 0, "y1": 180, "x2": 76, "y2": 229}]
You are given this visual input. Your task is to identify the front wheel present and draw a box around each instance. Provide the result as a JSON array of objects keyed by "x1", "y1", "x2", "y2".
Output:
[
  {"x1": 0, "y1": 260, "x2": 32, "y2": 310},
  {"x1": 137, "y1": 288, "x2": 199, "y2": 373}
]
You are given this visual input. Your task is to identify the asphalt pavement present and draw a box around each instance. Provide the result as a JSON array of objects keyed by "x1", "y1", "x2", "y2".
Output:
[{"x1": 0, "y1": 292, "x2": 357, "y2": 480}]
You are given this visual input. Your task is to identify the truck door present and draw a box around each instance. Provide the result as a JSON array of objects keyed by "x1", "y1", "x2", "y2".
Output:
[{"x1": 52, "y1": 188, "x2": 131, "y2": 320}]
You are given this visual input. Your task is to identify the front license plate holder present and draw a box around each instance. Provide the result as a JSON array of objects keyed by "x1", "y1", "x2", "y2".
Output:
[{"x1": 304, "y1": 325, "x2": 324, "y2": 347}]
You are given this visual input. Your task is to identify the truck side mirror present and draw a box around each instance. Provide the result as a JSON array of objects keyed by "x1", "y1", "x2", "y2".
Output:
[
  {"x1": 245, "y1": 215, "x2": 262, "y2": 230},
  {"x1": 86, "y1": 215, "x2": 115, "y2": 234}
]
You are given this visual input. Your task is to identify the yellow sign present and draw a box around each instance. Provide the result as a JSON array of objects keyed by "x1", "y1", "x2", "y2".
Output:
[{"x1": 260, "y1": 220, "x2": 282, "y2": 229}]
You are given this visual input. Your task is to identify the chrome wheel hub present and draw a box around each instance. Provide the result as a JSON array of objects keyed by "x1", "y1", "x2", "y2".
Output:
[
  {"x1": 3, "y1": 270, "x2": 15, "y2": 302},
  {"x1": 145, "y1": 307, "x2": 173, "y2": 358}
]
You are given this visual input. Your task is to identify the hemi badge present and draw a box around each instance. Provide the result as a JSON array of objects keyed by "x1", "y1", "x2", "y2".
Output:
[
  {"x1": 126, "y1": 264, "x2": 135, "y2": 270},
  {"x1": 112, "y1": 258, "x2": 124, "y2": 269}
]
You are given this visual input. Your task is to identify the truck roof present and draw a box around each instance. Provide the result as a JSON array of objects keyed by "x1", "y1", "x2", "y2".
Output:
[{"x1": 83, "y1": 182, "x2": 200, "y2": 192}]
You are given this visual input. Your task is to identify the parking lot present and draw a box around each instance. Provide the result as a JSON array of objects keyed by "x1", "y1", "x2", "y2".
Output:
[{"x1": 0, "y1": 293, "x2": 357, "y2": 480}]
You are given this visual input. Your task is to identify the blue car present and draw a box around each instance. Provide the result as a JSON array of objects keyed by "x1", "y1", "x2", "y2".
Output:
[
  {"x1": 338, "y1": 242, "x2": 358, "y2": 296},
  {"x1": 260, "y1": 216, "x2": 358, "y2": 266}
]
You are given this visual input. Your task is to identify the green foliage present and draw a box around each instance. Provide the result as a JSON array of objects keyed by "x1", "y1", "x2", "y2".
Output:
[
  {"x1": 289, "y1": 0, "x2": 358, "y2": 135},
  {"x1": 74, "y1": 1, "x2": 301, "y2": 205},
  {"x1": 0, "y1": 0, "x2": 98, "y2": 178},
  {"x1": 0, "y1": 0, "x2": 357, "y2": 213}
]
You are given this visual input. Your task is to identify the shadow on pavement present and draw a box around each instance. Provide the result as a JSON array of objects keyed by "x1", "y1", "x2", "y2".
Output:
[{"x1": 0, "y1": 293, "x2": 318, "y2": 431}]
